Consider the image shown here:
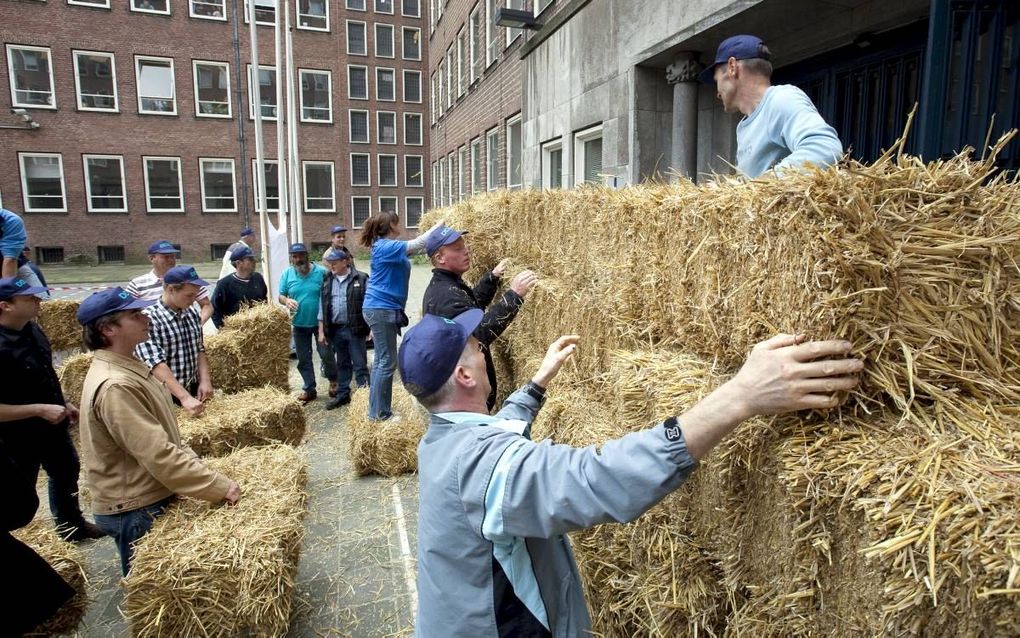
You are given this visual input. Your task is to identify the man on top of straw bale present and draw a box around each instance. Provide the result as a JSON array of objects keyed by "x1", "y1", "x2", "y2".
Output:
[
  {"x1": 211, "y1": 245, "x2": 268, "y2": 329},
  {"x1": 127, "y1": 240, "x2": 214, "y2": 325},
  {"x1": 317, "y1": 248, "x2": 370, "y2": 410},
  {"x1": 699, "y1": 35, "x2": 842, "y2": 178},
  {"x1": 76, "y1": 287, "x2": 240, "y2": 575},
  {"x1": 135, "y1": 266, "x2": 213, "y2": 418},
  {"x1": 0, "y1": 276, "x2": 107, "y2": 543},
  {"x1": 219, "y1": 227, "x2": 258, "y2": 279},
  {"x1": 422, "y1": 225, "x2": 537, "y2": 410},
  {"x1": 400, "y1": 310, "x2": 862, "y2": 637},
  {"x1": 279, "y1": 243, "x2": 335, "y2": 404}
]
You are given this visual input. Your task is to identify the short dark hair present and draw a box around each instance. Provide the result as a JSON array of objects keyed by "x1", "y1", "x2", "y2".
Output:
[
  {"x1": 82, "y1": 313, "x2": 123, "y2": 350},
  {"x1": 741, "y1": 45, "x2": 773, "y2": 78}
]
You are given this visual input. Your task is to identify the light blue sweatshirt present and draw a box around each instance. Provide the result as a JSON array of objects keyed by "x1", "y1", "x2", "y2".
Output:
[{"x1": 736, "y1": 84, "x2": 843, "y2": 178}]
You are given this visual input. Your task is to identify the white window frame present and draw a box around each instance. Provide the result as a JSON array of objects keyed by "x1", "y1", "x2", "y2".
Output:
[
  {"x1": 251, "y1": 159, "x2": 281, "y2": 212},
  {"x1": 573, "y1": 123, "x2": 604, "y2": 186},
  {"x1": 348, "y1": 109, "x2": 370, "y2": 143},
  {"x1": 302, "y1": 161, "x2": 336, "y2": 213},
  {"x1": 199, "y1": 158, "x2": 238, "y2": 213},
  {"x1": 18, "y1": 152, "x2": 66, "y2": 213},
  {"x1": 299, "y1": 68, "x2": 333, "y2": 123},
  {"x1": 347, "y1": 64, "x2": 369, "y2": 100},
  {"x1": 486, "y1": 126, "x2": 499, "y2": 190},
  {"x1": 430, "y1": 73, "x2": 437, "y2": 123},
  {"x1": 376, "y1": 67, "x2": 396, "y2": 101},
  {"x1": 377, "y1": 154, "x2": 398, "y2": 187},
  {"x1": 243, "y1": 0, "x2": 277, "y2": 25},
  {"x1": 346, "y1": 20, "x2": 368, "y2": 55},
  {"x1": 374, "y1": 23, "x2": 396, "y2": 58},
  {"x1": 190, "y1": 0, "x2": 228, "y2": 20},
  {"x1": 347, "y1": 0, "x2": 366, "y2": 10},
  {"x1": 374, "y1": 0, "x2": 394, "y2": 14},
  {"x1": 82, "y1": 154, "x2": 128, "y2": 213},
  {"x1": 297, "y1": 0, "x2": 330, "y2": 31},
  {"x1": 505, "y1": 114, "x2": 522, "y2": 189},
  {"x1": 135, "y1": 55, "x2": 177, "y2": 116},
  {"x1": 69, "y1": 0, "x2": 111, "y2": 7},
  {"x1": 402, "y1": 26, "x2": 421, "y2": 61},
  {"x1": 193, "y1": 60, "x2": 232, "y2": 119},
  {"x1": 378, "y1": 195, "x2": 398, "y2": 215},
  {"x1": 541, "y1": 138, "x2": 563, "y2": 189},
  {"x1": 73, "y1": 49, "x2": 118, "y2": 113},
  {"x1": 438, "y1": 157, "x2": 445, "y2": 205},
  {"x1": 404, "y1": 196, "x2": 423, "y2": 228},
  {"x1": 403, "y1": 69, "x2": 422, "y2": 103},
  {"x1": 535, "y1": 0, "x2": 553, "y2": 15},
  {"x1": 247, "y1": 64, "x2": 279, "y2": 120},
  {"x1": 436, "y1": 61, "x2": 444, "y2": 116},
  {"x1": 469, "y1": 6, "x2": 480, "y2": 83},
  {"x1": 377, "y1": 110, "x2": 397, "y2": 144},
  {"x1": 142, "y1": 155, "x2": 185, "y2": 213},
  {"x1": 404, "y1": 155, "x2": 423, "y2": 187},
  {"x1": 401, "y1": 0, "x2": 420, "y2": 18},
  {"x1": 485, "y1": 0, "x2": 497, "y2": 67},
  {"x1": 403, "y1": 112, "x2": 422, "y2": 145},
  {"x1": 470, "y1": 137, "x2": 482, "y2": 193},
  {"x1": 7, "y1": 45, "x2": 56, "y2": 110},
  {"x1": 457, "y1": 27, "x2": 465, "y2": 97},
  {"x1": 131, "y1": 0, "x2": 170, "y2": 15},
  {"x1": 351, "y1": 196, "x2": 372, "y2": 228},
  {"x1": 447, "y1": 151, "x2": 456, "y2": 203},
  {"x1": 445, "y1": 47, "x2": 454, "y2": 108},
  {"x1": 350, "y1": 152, "x2": 371, "y2": 186},
  {"x1": 458, "y1": 145, "x2": 468, "y2": 200},
  {"x1": 506, "y1": 0, "x2": 524, "y2": 46}
]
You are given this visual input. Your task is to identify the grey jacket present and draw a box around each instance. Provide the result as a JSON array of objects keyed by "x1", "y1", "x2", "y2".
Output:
[{"x1": 415, "y1": 386, "x2": 699, "y2": 637}]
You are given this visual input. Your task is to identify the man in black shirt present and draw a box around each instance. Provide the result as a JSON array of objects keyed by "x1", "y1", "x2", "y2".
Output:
[
  {"x1": 0, "y1": 277, "x2": 104, "y2": 542},
  {"x1": 211, "y1": 245, "x2": 269, "y2": 329}
]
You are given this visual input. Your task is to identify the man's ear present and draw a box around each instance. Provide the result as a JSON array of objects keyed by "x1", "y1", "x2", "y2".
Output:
[{"x1": 453, "y1": 363, "x2": 476, "y2": 389}]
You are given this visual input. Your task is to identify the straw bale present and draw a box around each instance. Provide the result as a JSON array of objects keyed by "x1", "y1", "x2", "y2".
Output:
[
  {"x1": 122, "y1": 444, "x2": 308, "y2": 637},
  {"x1": 56, "y1": 352, "x2": 94, "y2": 406},
  {"x1": 206, "y1": 303, "x2": 290, "y2": 394},
  {"x1": 347, "y1": 384, "x2": 428, "y2": 476},
  {"x1": 37, "y1": 299, "x2": 82, "y2": 352},
  {"x1": 177, "y1": 387, "x2": 306, "y2": 456},
  {"x1": 13, "y1": 518, "x2": 88, "y2": 636}
]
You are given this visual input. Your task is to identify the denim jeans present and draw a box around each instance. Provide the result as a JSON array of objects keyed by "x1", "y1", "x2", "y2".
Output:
[
  {"x1": 94, "y1": 496, "x2": 173, "y2": 575},
  {"x1": 363, "y1": 308, "x2": 399, "y2": 420},
  {"x1": 328, "y1": 325, "x2": 370, "y2": 399},
  {"x1": 292, "y1": 326, "x2": 318, "y2": 393}
]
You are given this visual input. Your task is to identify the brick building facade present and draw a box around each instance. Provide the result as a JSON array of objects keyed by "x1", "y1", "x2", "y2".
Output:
[{"x1": 0, "y1": 0, "x2": 429, "y2": 265}]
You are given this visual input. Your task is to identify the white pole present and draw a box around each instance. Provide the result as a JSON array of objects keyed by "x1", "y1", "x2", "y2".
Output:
[
  {"x1": 274, "y1": 0, "x2": 289, "y2": 241},
  {"x1": 248, "y1": 0, "x2": 273, "y2": 286},
  {"x1": 285, "y1": 2, "x2": 303, "y2": 244}
]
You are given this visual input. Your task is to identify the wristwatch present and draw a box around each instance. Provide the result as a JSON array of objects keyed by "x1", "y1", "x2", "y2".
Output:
[{"x1": 523, "y1": 381, "x2": 546, "y2": 404}]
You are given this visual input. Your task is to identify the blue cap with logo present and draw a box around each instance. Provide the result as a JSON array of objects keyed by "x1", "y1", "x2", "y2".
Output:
[
  {"x1": 76, "y1": 287, "x2": 154, "y2": 325},
  {"x1": 240, "y1": 227, "x2": 255, "y2": 237},
  {"x1": 324, "y1": 248, "x2": 349, "y2": 262},
  {"x1": 230, "y1": 246, "x2": 254, "y2": 262},
  {"x1": 163, "y1": 265, "x2": 209, "y2": 287},
  {"x1": 147, "y1": 240, "x2": 180, "y2": 255},
  {"x1": 398, "y1": 309, "x2": 483, "y2": 398},
  {"x1": 330, "y1": 225, "x2": 348, "y2": 235},
  {"x1": 698, "y1": 34, "x2": 770, "y2": 84},
  {"x1": 289, "y1": 243, "x2": 308, "y2": 254},
  {"x1": 0, "y1": 277, "x2": 48, "y2": 301},
  {"x1": 425, "y1": 225, "x2": 468, "y2": 258}
]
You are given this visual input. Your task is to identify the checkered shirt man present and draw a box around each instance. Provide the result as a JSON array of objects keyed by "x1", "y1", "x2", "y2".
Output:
[{"x1": 133, "y1": 299, "x2": 204, "y2": 389}]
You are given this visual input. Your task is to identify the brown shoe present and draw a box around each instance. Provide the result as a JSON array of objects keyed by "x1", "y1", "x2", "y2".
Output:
[
  {"x1": 328, "y1": 381, "x2": 338, "y2": 398},
  {"x1": 297, "y1": 390, "x2": 317, "y2": 404}
]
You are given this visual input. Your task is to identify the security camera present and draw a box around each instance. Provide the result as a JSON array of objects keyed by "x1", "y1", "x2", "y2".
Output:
[{"x1": 12, "y1": 108, "x2": 27, "y2": 115}]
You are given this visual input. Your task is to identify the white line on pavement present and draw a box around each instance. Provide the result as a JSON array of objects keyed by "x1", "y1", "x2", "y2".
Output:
[{"x1": 391, "y1": 483, "x2": 418, "y2": 612}]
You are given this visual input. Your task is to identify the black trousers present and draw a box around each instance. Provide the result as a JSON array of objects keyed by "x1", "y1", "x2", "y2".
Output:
[{"x1": 0, "y1": 421, "x2": 86, "y2": 530}]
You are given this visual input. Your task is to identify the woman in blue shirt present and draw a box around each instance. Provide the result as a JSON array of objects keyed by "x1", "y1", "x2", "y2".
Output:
[{"x1": 359, "y1": 212, "x2": 442, "y2": 420}]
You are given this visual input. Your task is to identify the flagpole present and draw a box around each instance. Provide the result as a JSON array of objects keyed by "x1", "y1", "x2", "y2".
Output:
[
  {"x1": 285, "y1": 1, "x2": 303, "y2": 244},
  {"x1": 248, "y1": 0, "x2": 273, "y2": 288},
  {"x1": 274, "y1": 0, "x2": 289, "y2": 241}
]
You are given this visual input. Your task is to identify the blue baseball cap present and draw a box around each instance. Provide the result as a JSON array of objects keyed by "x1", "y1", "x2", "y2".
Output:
[
  {"x1": 77, "y1": 287, "x2": 154, "y2": 325},
  {"x1": 147, "y1": 240, "x2": 180, "y2": 255},
  {"x1": 163, "y1": 265, "x2": 209, "y2": 287},
  {"x1": 425, "y1": 225, "x2": 468, "y2": 258},
  {"x1": 230, "y1": 246, "x2": 254, "y2": 262},
  {"x1": 324, "y1": 248, "x2": 349, "y2": 262},
  {"x1": 398, "y1": 310, "x2": 483, "y2": 398},
  {"x1": 289, "y1": 243, "x2": 308, "y2": 254},
  {"x1": 240, "y1": 227, "x2": 255, "y2": 237},
  {"x1": 0, "y1": 277, "x2": 48, "y2": 301},
  {"x1": 330, "y1": 225, "x2": 348, "y2": 235},
  {"x1": 698, "y1": 34, "x2": 771, "y2": 84}
]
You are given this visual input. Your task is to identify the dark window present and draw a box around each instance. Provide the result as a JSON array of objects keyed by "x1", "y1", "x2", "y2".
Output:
[
  {"x1": 36, "y1": 247, "x2": 64, "y2": 265},
  {"x1": 97, "y1": 245, "x2": 125, "y2": 264},
  {"x1": 210, "y1": 243, "x2": 232, "y2": 260}
]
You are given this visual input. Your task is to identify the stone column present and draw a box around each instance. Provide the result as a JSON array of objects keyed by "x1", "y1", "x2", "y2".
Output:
[{"x1": 666, "y1": 52, "x2": 704, "y2": 181}]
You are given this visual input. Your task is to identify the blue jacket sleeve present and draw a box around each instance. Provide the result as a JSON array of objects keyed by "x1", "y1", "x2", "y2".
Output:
[{"x1": 773, "y1": 87, "x2": 843, "y2": 172}]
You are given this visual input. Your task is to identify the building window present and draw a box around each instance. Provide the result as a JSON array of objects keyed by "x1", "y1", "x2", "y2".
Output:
[
  {"x1": 374, "y1": 0, "x2": 393, "y2": 14},
  {"x1": 535, "y1": 0, "x2": 553, "y2": 14},
  {"x1": 350, "y1": 153, "x2": 371, "y2": 186},
  {"x1": 73, "y1": 50, "x2": 118, "y2": 112},
  {"x1": 376, "y1": 68, "x2": 395, "y2": 101},
  {"x1": 403, "y1": 113, "x2": 422, "y2": 145},
  {"x1": 191, "y1": 0, "x2": 227, "y2": 19},
  {"x1": 542, "y1": 138, "x2": 563, "y2": 189},
  {"x1": 458, "y1": 146, "x2": 468, "y2": 200},
  {"x1": 248, "y1": 65, "x2": 278, "y2": 119},
  {"x1": 303, "y1": 161, "x2": 335, "y2": 212},
  {"x1": 375, "y1": 24, "x2": 395, "y2": 58},
  {"x1": 251, "y1": 159, "x2": 280, "y2": 211},
  {"x1": 347, "y1": 0, "x2": 365, "y2": 10},
  {"x1": 135, "y1": 56, "x2": 176, "y2": 115},
  {"x1": 378, "y1": 196, "x2": 398, "y2": 216},
  {"x1": 348, "y1": 65, "x2": 368, "y2": 99},
  {"x1": 143, "y1": 156, "x2": 184, "y2": 212},
  {"x1": 7, "y1": 45, "x2": 56, "y2": 109},
  {"x1": 470, "y1": 137, "x2": 482, "y2": 193},
  {"x1": 36, "y1": 247, "x2": 64, "y2": 265},
  {"x1": 457, "y1": 28, "x2": 465, "y2": 97},
  {"x1": 349, "y1": 109, "x2": 370, "y2": 143},
  {"x1": 437, "y1": 158, "x2": 445, "y2": 206},
  {"x1": 469, "y1": 7, "x2": 482, "y2": 82},
  {"x1": 403, "y1": 69, "x2": 421, "y2": 103},
  {"x1": 436, "y1": 61, "x2": 444, "y2": 117},
  {"x1": 485, "y1": 0, "x2": 497, "y2": 66},
  {"x1": 131, "y1": 0, "x2": 170, "y2": 14},
  {"x1": 193, "y1": 60, "x2": 231, "y2": 118},
  {"x1": 199, "y1": 158, "x2": 237, "y2": 212},
  {"x1": 83, "y1": 155, "x2": 127, "y2": 212},
  {"x1": 506, "y1": 114, "x2": 522, "y2": 189},
  {"x1": 97, "y1": 245, "x2": 125, "y2": 264},
  {"x1": 402, "y1": 27, "x2": 421, "y2": 60},
  {"x1": 244, "y1": 0, "x2": 276, "y2": 24},
  {"x1": 506, "y1": 0, "x2": 525, "y2": 45},
  {"x1": 69, "y1": 0, "x2": 111, "y2": 6},
  {"x1": 378, "y1": 155, "x2": 398, "y2": 186},
  {"x1": 210, "y1": 243, "x2": 232, "y2": 260},
  {"x1": 574, "y1": 124, "x2": 603, "y2": 185},
  {"x1": 299, "y1": 69, "x2": 332, "y2": 122},
  {"x1": 405, "y1": 197, "x2": 423, "y2": 227},
  {"x1": 18, "y1": 153, "x2": 66, "y2": 212},
  {"x1": 405, "y1": 155, "x2": 423, "y2": 187},
  {"x1": 297, "y1": 0, "x2": 328, "y2": 30},
  {"x1": 352, "y1": 196, "x2": 371, "y2": 227},
  {"x1": 486, "y1": 127, "x2": 499, "y2": 190},
  {"x1": 445, "y1": 47, "x2": 454, "y2": 108},
  {"x1": 401, "y1": 0, "x2": 419, "y2": 17},
  {"x1": 347, "y1": 21, "x2": 367, "y2": 55},
  {"x1": 377, "y1": 111, "x2": 397, "y2": 144}
]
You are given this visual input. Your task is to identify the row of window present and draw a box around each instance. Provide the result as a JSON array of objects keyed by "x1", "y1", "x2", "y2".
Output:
[
  {"x1": 429, "y1": 0, "x2": 553, "y2": 32},
  {"x1": 6, "y1": 45, "x2": 424, "y2": 119},
  {"x1": 14, "y1": 152, "x2": 426, "y2": 217},
  {"x1": 344, "y1": 21, "x2": 422, "y2": 59}
]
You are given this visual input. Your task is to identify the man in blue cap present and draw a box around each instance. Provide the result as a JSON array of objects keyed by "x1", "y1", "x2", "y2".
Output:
[
  {"x1": 699, "y1": 34, "x2": 842, "y2": 178},
  {"x1": 76, "y1": 287, "x2": 240, "y2": 575},
  {"x1": 321, "y1": 225, "x2": 356, "y2": 268},
  {"x1": 220, "y1": 227, "x2": 259, "y2": 279},
  {"x1": 211, "y1": 245, "x2": 268, "y2": 329},
  {"x1": 279, "y1": 243, "x2": 333, "y2": 403},
  {"x1": 401, "y1": 311, "x2": 862, "y2": 637},
  {"x1": 0, "y1": 277, "x2": 105, "y2": 542},
  {"x1": 317, "y1": 248, "x2": 370, "y2": 409},
  {"x1": 135, "y1": 265, "x2": 213, "y2": 417},
  {"x1": 127, "y1": 240, "x2": 214, "y2": 325}
]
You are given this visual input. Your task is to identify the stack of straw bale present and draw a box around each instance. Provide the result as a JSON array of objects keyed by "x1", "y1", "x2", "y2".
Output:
[
  {"x1": 12, "y1": 518, "x2": 88, "y2": 636},
  {"x1": 56, "y1": 352, "x2": 93, "y2": 405},
  {"x1": 123, "y1": 444, "x2": 308, "y2": 637},
  {"x1": 37, "y1": 299, "x2": 82, "y2": 352},
  {"x1": 177, "y1": 387, "x2": 307, "y2": 456},
  {"x1": 347, "y1": 384, "x2": 428, "y2": 476},
  {"x1": 420, "y1": 140, "x2": 1020, "y2": 635},
  {"x1": 205, "y1": 304, "x2": 291, "y2": 394}
]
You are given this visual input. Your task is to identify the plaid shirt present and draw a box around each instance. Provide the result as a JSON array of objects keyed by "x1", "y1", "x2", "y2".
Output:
[{"x1": 134, "y1": 299, "x2": 204, "y2": 388}]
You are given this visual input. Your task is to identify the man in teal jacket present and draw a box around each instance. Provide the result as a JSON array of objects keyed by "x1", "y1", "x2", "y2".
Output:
[{"x1": 278, "y1": 243, "x2": 329, "y2": 403}]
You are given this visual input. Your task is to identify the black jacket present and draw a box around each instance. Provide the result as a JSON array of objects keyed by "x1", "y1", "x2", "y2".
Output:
[
  {"x1": 319, "y1": 269, "x2": 370, "y2": 337},
  {"x1": 422, "y1": 268, "x2": 524, "y2": 409}
]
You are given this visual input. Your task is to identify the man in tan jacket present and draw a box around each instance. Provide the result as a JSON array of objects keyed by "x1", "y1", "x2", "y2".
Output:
[{"x1": 76, "y1": 287, "x2": 240, "y2": 575}]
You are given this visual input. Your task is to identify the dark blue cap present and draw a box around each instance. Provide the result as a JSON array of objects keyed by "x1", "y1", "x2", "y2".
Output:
[
  {"x1": 77, "y1": 287, "x2": 154, "y2": 325},
  {"x1": 324, "y1": 248, "x2": 349, "y2": 262},
  {"x1": 0, "y1": 277, "x2": 48, "y2": 301},
  {"x1": 425, "y1": 225, "x2": 468, "y2": 258},
  {"x1": 147, "y1": 240, "x2": 180, "y2": 255},
  {"x1": 230, "y1": 246, "x2": 254, "y2": 262},
  {"x1": 330, "y1": 225, "x2": 348, "y2": 235},
  {"x1": 398, "y1": 310, "x2": 483, "y2": 398},
  {"x1": 163, "y1": 265, "x2": 209, "y2": 287},
  {"x1": 698, "y1": 34, "x2": 770, "y2": 84},
  {"x1": 240, "y1": 227, "x2": 255, "y2": 237},
  {"x1": 289, "y1": 243, "x2": 308, "y2": 254}
]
